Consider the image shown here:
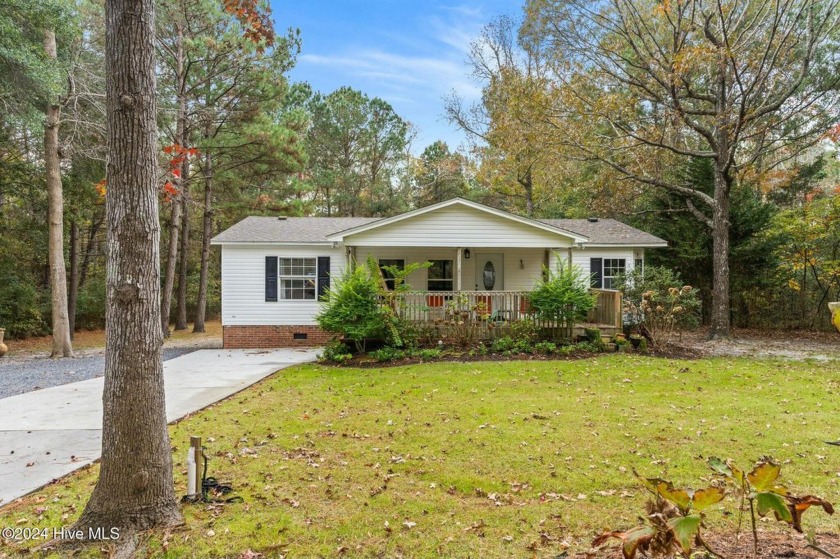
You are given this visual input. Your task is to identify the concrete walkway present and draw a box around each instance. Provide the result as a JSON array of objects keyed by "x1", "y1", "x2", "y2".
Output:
[{"x1": 0, "y1": 348, "x2": 319, "y2": 505}]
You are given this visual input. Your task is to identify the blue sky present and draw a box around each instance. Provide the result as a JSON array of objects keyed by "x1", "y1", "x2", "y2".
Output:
[{"x1": 270, "y1": 1, "x2": 519, "y2": 153}]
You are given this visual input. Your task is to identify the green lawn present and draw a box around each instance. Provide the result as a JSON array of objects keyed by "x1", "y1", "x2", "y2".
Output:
[{"x1": 2, "y1": 355, "x2": 839, "y2": 558}]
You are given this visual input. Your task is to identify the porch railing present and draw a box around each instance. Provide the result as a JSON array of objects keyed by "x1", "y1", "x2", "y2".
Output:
[
  {"x1": 587, "y1": 289, "x2": 623, "y2": 329},
  {"x1": 385, "y1": 289, "x2": 622, "y2": 329}
]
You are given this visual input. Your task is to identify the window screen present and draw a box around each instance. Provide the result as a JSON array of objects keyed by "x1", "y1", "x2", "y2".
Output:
[{"x1": 279, "y1": 257, "x2": 317, "y2": 300}]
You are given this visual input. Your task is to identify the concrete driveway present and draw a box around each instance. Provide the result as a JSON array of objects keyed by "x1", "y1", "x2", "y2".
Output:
[{"x1": 0, "y1": 348, "x2": 319, "y2": 505}]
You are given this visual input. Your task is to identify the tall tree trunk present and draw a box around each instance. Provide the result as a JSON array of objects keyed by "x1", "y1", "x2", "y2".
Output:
[
  {"x1": 193, "y1": 149, "x2": 212, "y2": 333},
  {"x1": 160, "y1": 196, "x2": 181, "y2": 337},
  {"x1": 79, "y1": 214, "x2": 104, "y2": 289},
  {"x1": 68, "y1": 220, "x2": 80, "y2": 339},
  {"x1": 160, "y1": 22, "x2": 186, "y2": 338},
  {"x1": 520, "y1": 167, "x2": 534, "y2": 217},
  {"x1": 75, "y1": 0, "x2": 181, "y2": 533},
  {"x1": 175, "y1": 163, "x2": 190, "y2": 331},
  {"x1": 44, "y1": 30, "x2": 74, "y2": 358},
  {"x1": 708, "y1": 168, "x2": 732, "y2": 340}
]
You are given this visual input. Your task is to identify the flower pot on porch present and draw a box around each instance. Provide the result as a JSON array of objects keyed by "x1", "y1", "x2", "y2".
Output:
[
  {"x1": 829, "y1": 302, "x2": 840, "y2": 334},
  {"x1": 0, "y1": 328, "x2": 7, "y2": 358}
]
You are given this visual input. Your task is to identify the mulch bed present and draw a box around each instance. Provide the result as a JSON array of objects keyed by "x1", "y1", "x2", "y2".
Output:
[{"x1": 331, "y1": 345, "x2": 705, "y2": 368}]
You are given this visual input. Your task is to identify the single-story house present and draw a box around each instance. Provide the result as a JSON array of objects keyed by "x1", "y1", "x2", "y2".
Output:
[{"x1": 211, "y1": 198, "x2": 667, "y2": 348}]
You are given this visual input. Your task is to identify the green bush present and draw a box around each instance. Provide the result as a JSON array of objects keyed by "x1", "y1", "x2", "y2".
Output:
[
  {"x1": 369, "y1": 347, "x2": 407, "y2": 362},
  {"x1": 316, "y1": 267, "x2": 390, "y2": 353},
  {"x1": 534, "y1": 341, "x2": 557, "y2": 354},
  {"x1": 583, "y1": 327, "x2": 606, "y2": 351},
  {"x1": 415, "y1": 348, "x2": 442, "y2": 360},
  {"x1": 318, "y1": 340, "x2": 353, "y2": 363},
  {"x1": 0, "y1": 276, "x2": 49, "y2": 339},
  {"x1": 514, "y1": 338, "x2": 533, "y2": 353},
  {"x1": 491, "y1": 336, "x2": 517, "y2": 353},
  {"x1": 468, "y1": 342, "x2": 489, "y2": 357},
  {"x1": 530, "y1": 261, "x2": 596, "y2": 341},
  {"x1": 491, "y1": 336, "x2": 533, "y2": 354},
  {"x1": 575, "y1": 341, "x2": 603, "y2": 353},
  {"x1": 509, "y1": 319, "x2": 541, "y2": 342},
  {"x1": 556, "y1": 344, "x2": 576, "y2": 356}
]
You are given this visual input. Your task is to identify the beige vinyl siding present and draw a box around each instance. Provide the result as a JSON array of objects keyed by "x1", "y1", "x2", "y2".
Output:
[
  {"x1": 221, "y1": 244, "x2": 344, "y2": 326},
  {"x1": 344, "y1": 205, "x2": 577, "y2": 248}
]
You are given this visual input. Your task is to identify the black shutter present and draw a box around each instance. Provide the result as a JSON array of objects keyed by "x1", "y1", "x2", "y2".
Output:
[
  {"x1": 590, "y1": 257, "x2": 603, "y2": 288},
  {"x1": 317, "y1": 256, "x2": 330, "y2": 301},
  {"x1": 265, "y1": 256, "x2": 278, "y2": 302}
]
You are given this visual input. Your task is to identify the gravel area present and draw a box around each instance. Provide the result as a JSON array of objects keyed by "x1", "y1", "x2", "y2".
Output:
[
  {"x1": 676, "y1": 328, "x2": 840, "y2": 361},
  {"x1": 0, "y1": 347, "x2": 200, "y2": 400}
]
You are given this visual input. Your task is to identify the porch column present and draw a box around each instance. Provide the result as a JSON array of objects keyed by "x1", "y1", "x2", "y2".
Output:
[
  {"x1": 456, "y1": 247, "x2": 463, "y2": 291},
  {"x1": 542, "y1": 249, "x2": 551, "y2": 280},
  {"x1": 346, "y1": 246, "x2": 356, "y2": 271}
]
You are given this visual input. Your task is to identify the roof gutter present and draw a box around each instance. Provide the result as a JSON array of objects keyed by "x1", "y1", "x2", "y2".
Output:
[{"x1": 210, "y1": 240, "x2": 339, "y2": 247}]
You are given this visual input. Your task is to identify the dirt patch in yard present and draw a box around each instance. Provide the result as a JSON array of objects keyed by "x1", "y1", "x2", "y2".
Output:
[
  {"x1": 575, "y1": 531, "x2": 840, "y2": 559},
  {"x1": 0, "y1": 320, "x2": 222, "y2": 362},
  {"x1": 674, "y1": 328, "x2": 840, "y2": 361}
]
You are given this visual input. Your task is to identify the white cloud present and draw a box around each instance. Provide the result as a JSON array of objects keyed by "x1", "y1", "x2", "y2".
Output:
[
  {"x1": 300, "y1": 50, "x2": 482, "y2": 100},
  {"x1": 292, "y1": 2, "x2": 500, "y2": 150}
]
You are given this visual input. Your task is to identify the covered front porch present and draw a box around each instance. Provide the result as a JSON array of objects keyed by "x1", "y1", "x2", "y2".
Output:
[
  {"x1": 387, "y1": 288, "x2": 623, "y2": 339},
  {"x1": 331, "y1": 199, "x2": 622, "y2": 339},
  {"x1": 346, "y1": 246, "x2": 623, "y2": 339}
]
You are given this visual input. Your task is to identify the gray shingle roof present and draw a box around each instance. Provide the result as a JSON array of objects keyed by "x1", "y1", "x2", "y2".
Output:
[
  {"x1": 212, "y1": 214, "x2": 666, "y2": 247},
  {"x1": 539, "y1": 219, "x2": 666, "y2": 246},
  {"x1": 212, "y1": 216, "x2": 380, "y2": 244}
]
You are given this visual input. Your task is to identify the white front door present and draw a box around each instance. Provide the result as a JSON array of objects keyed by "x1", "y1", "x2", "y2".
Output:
[{"x1": 474, "y1": 253, "x2": 504, "y2": 291}]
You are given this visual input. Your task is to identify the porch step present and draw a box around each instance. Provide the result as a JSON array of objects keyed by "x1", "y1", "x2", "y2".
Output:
[{"x1": 571, "y1": 325, "x2": 620, "y2": 339}]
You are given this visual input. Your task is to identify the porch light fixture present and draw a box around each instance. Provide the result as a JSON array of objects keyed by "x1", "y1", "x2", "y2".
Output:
[
  {"x1": 464, "y1": 248, "x2": 471, "y2": 259},
  {"x1": 520, "y1": 259, "x2": 525, "y2": 269}
]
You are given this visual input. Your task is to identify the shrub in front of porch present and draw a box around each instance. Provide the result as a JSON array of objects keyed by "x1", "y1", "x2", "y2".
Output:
[
  {"x1": 617, "y1": 265, "x2": 700, "y2": 347},
  {"x1": 316, "y1": 267, "x2": 394, "y2": 353},
  {"x1": 529, "y1": 262, "x2": 596, "y2": 341}
]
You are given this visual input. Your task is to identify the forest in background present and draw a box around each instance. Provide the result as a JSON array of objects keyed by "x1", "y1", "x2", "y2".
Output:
[{"x1": 1, "y1": 0, "x2": 839, "y2": 343}]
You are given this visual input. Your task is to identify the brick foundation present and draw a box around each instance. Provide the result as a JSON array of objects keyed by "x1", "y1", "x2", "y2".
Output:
[{"x1": 223, "y1": 325, "x2": 335, "y2": 348}]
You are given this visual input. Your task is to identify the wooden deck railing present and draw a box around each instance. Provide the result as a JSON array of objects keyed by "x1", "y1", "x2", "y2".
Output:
[
  {"x1": 587, "y1": 289, "x2": 623, "y2": 329},
  {"x1": 385, "y1": 288, "x2": 622, "y2": 329}
]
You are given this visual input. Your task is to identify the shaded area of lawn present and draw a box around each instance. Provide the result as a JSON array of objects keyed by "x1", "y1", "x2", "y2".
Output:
[{"x1": 2, "y1": 355, "x2": 839, "y2": 558}]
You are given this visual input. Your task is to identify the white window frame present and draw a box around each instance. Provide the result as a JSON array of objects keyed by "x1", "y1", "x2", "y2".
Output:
[
  {"x1": 279, "y1": 257, "x2": 317, "y2": 300},
  {"x1": 602, "y1": 258, "x2": 626, "y2": 289}
]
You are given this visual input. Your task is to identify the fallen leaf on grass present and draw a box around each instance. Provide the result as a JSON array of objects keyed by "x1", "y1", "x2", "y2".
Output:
[{"x1": 463, "y1": 520, "x2": 485, "y2": 533}]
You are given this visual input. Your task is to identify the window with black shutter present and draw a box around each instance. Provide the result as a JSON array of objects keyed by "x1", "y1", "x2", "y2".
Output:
[
  {"x1": 317, "y1": 256, "x2": 330, "y2": 300},
  {"x1": 590, "y1": 257, "x2": 603, "y2": 288},
  {"x1": 265, "y1": 256, "x2": 278, "y2": 302}
]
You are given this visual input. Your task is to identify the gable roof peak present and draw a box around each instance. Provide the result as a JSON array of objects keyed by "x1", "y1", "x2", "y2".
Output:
[{"x1": 325, "y1": 197, "x2": 590, "y2": 243}]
